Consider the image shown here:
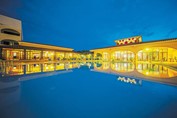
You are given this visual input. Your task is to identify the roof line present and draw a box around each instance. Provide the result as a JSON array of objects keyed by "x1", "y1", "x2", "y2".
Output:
[
  {"x1": 114, "y1": 35, "x2": 142, "y2": 42},
  {"x1": 91, "y1": 37, "x2": 177, "y2": 50},
  {"x1": 0, "y1": 45, "x2": 76, "y2": 52},
  {"x1": 20, "y1": 41, "x2": 73, "y2": 50}
]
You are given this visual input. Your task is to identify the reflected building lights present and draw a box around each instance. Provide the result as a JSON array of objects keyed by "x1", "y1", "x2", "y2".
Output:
[
  {"x1": 93, "y1": 62, "x2": 177, "y2": 79},
  {"x1": 117, "y1": 76, "x2": 142, "y2": 85},
  {"x1": 0, "y1": 62, "x2": 84, "y2": 77}
]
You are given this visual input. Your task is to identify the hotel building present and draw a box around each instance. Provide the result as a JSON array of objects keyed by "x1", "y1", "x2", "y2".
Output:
[
  {"x1": 91, "y1": 36, "x2": 177, "y2": 64},
  {"x1": 0, "y1": 15, "x2": 80, "y2": 62}
]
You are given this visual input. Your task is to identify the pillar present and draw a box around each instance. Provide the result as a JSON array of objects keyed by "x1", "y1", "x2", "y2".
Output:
[
  {"x1": 167, "y1": 49, "x2": 169, "y2": 62},
  {"x1": 41, "y1": 64, "x2": 43, "y2": 72},
  {"x1": 157, "y1": 51, "x2": 159, "y2": 61},
  {"x1": 0, "y1": 48, "x2": 2, "y2": 60},
  {"x1": 41, "y1": 50, "x2": 43, "y2": 60},
  {"x1": 23, "y1": 65, "x2": 26, "y2": 75},
  {"x1": 54, "y1": 63, "x2": 56, "y2": 70},
  {"x1": 54, "y1": 51, "x2": 56, "y2": 60},
  {"x1": 24, "y1": 49, "x2": 26, "y2": 60}
]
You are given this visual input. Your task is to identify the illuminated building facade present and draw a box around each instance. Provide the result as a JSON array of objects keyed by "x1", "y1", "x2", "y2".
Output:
[
  {"x1": 0, "y1": 15, "x2": 80, "y2": 61},
  {"x1": 91, "y1": 36, "x2": 177, "y2": 64}
]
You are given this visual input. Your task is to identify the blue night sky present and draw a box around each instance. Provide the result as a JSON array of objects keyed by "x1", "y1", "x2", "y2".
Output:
[{"x1": 0, "y1": 0, "x2": 177, "y2": 50}]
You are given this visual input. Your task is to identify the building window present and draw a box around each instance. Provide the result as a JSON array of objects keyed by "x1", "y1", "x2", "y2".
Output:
[
  {"x1": 1, "y1": 28, "x2": 20, "y2": 36},
  {"x1": 2, "y1": 41, "x2": 10, "y2": 45},
  {"x1": 1, "y1": 39, "x2": 19, "y2": 46}
]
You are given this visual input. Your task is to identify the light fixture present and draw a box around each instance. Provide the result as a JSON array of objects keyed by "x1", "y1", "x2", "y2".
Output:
[
  {"x1": 146, "y1": 72, "x2": 149, "y2": 75},
  {"x1": 145, "y1": 48, "x2": 149, "y2": 51}
]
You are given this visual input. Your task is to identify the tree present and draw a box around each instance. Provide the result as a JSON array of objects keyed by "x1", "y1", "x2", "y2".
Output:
[{"x1": 96, "y1": 53, "x2": 102, "y2": 60}]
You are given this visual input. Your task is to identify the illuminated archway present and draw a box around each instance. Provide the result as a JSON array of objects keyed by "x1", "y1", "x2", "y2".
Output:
[
  {"x1": 111, "y1": 63, "x2": 135, "y2": 72},
  {"x1": 137, "y1": 47, "x2": 177, "y2": 62},
  {"x1": 111, "y1": 51, "x2": 134, "y2": 62},
  {"x1": 94, "y1": 53, "x2": 102, "y2": 60},
  {"x1": 93, "y1": 62, "x2": 109, "y2": 70},
  {"x1": 93, "y1": 62, "x2": 102, "y2": 69}
]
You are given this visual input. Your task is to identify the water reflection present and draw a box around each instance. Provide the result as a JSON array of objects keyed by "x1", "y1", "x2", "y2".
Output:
[
  {"x1": 93, "y1": 62, "x2": 177, "y2": 78},
  {"x1": 0, "y1": 62, "x2": 81, "y2": 77},
  {"x1": 1, "y1": 62, "x2": 177, "y2": 86},
  {"x1": 0, "y1": 62, "x2": 88, "y2": 109},
  {"x1": 117, "y1": 76, "x2": 142, "y2": 85},
  {"x1": 0, "y1": 62, "x2": 177, "y2": 118},
  {"x1": 19, "y1": 70, "x2": 73, "y2": 81},
  {"x1": 26, "y1": 64, "x2": 41, "y2": 74},
  {"x1": 1, "y1": 65, "x2": 24, "y2": 76},
  {"x1": 111, "y1": 63, "x2": 134, "y2": 72},
  {"x1": 0, "y1": 76, "x2": 20, "y2": 109},
  {"x1": 92, "y1": 62, "x2": 177, "y2": 85},
  {"x1": 136, "y1": 63, "x2": 177, "y2": 78}
]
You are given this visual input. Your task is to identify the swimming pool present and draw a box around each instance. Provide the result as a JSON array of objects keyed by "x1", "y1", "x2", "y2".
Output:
[{"x1": 1, "y1": 62, "x2": 177, "y2": 118}]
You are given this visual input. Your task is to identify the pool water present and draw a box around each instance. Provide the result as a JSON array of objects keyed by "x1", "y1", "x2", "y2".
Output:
[{"x1": 1, "y1": 62, "x2": 177, "y2": 118}]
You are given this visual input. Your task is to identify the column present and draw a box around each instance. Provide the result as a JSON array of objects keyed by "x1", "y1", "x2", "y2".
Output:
[
  {"x1": 64, "y1": 52, "x2": 66, "y2": 60},
  {"x1": 0, "y1": 48, "x2": 2, "y2": 60},
  {"x1": 41, "y1": 50, "x2": 43, "y2": 60},
  {"x1": 41, "y1": 64, "x2": 43, "y2": 72},
  {"x1": 134, "y1": 53, "x2": 137, "y2": 64},
  {"x1": 54, "y1": 63, "x2": 56, "y2": 70},
  {"x1": 107, "y1": 53, "x2": 110, "y2": 61},
  {"x1": 23, "y1": 65, "x2": 26, "y2": 75},
  {"x1": 24, "y1": 49, "x2": 26, "y2": 60},
  {"x1": 54, "y1": 51, "x2": 56, "y2": 60},
  {"x1": 167, "y1": 49, "x2": 169, "y2": 62},
  {"x1": 157, "y1": 51, "x2": 159, "y2": 61}
]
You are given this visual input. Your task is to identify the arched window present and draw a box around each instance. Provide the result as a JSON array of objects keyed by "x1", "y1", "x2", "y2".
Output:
[
  {"x1": 1, "y1": 39, "x2": 19, "y2": 46},
  {"x1": 1, "y1": 28, "x2": 20, "y2": 36}
]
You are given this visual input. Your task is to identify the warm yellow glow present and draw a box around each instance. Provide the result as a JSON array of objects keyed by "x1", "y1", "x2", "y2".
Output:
[
  {"x1": 145, "y1": 48, "x2": 149, "y2": 51},
  {"x1": 56, "y1": 63, "x2": 65, "y2": 70},
  {"x1": 124, "y1": 63, "x2": 127, "y2": 67},
  {"x1": 13, "y1": 52, "x2": 17, "y2": 56},
  {"x1": 138, "y1": 53, "x2": 141, "y2": 57}
]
